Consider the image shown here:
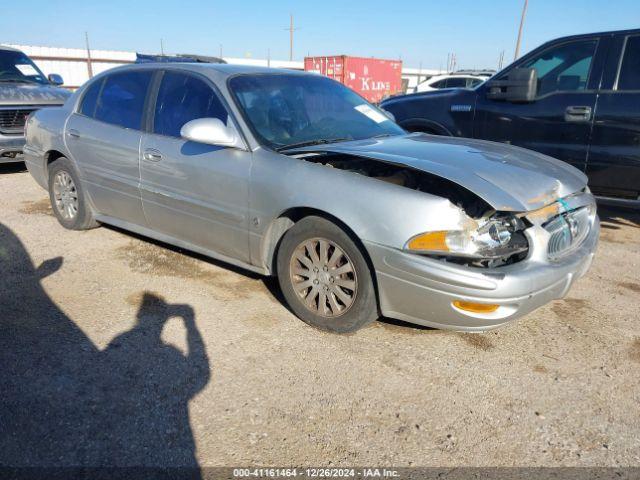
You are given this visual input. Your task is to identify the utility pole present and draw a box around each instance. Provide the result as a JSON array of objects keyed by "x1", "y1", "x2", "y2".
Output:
[
  {"x1": 84, "y1": 32, "x2": 93, "y2": 79},
  {"x1": 267, "y1": 48, "x2": 271, "y2": 67},
  {"x1": 285, "y1": 14, "x2": 299, "y2": 61},
  {"x1": 160, "y1": 38, "x2": 165, "y2": 55},
  {"x1": 514, "y1": 0, "x2": 529, "y2": 60},
  {"x1": 219, "y1": 44, "x2": 223, "y2": 59}
]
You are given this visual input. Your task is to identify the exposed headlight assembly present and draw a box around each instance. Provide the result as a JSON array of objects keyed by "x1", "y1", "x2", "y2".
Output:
[{"x1": 405, "y1": 215, "x2": 529, "y2": 263}]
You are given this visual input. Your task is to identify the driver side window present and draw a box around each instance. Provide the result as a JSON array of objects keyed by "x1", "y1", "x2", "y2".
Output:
[
  {"x1": 521, "y1": 40, "x2": 597, "y2": 96},
  {"x1": 153, "y1": 71, "x2": 229, "y2": 138}
]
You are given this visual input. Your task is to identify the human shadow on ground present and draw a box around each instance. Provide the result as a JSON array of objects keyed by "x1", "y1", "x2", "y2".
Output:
[{"x1": 0, "y1": 222, "x2": 210, "y2": 479}]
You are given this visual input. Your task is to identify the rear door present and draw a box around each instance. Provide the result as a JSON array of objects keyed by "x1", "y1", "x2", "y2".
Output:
[
  {"x1": 65, "y1": 70, "x2": 153, "y2": 225},
  {"x1": 474, "y1": 36, "x2": 607, "y2": 173},
  {"x1": 139, "y1": 70, "x2": 252, "y2": 262},
  {"x1": 586, "y1": 33, "x2": 640, "y2": 199}
]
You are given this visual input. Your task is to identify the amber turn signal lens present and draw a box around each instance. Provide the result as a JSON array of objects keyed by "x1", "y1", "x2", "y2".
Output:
[
  {"x1": 452, "y1": 300, "x2": 499, "y2": 313},
  {"x1": 406, "y1": 231, "x2": 449, "y2": 252}
]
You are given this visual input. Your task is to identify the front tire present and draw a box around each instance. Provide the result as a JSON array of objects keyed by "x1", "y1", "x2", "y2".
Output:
[
  {"x1": 277, "y1": 216, "x2": 378, "y2": 333},
  {"x1": 48, "y1": 157, "x2": 98, "y2": 230}
]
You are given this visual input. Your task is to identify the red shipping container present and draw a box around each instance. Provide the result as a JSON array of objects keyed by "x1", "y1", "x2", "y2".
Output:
[{"x1": 304, "y1": 55, "x2": 403, "y2": 104}]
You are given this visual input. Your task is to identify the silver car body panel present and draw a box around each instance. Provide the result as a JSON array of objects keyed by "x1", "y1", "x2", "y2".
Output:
[
  {"x1": 23, "y1": 63, "x2": 599, "y2": 331},
  {"x1": 290, "y1": 133, "x2": 588, "y2": 212}
]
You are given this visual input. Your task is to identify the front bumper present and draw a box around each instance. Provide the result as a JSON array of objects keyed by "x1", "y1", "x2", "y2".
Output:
[
  {"x1": 366, "y1": 207, "x2": 599, "y2": 331},
  {"x1": 0, "y1": 134, "x2": 26, "y2": 164}
]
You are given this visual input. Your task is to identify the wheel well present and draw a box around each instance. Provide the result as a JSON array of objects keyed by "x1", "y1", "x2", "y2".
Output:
[
  {"x1": 264, "y1": 207, "x2": 356, "y2": 274},
  {"x1": 263, "y1": 207, "x2": 381, "y2": 312},
  {"x1": 44, "y1": 150, "x2": 66, "y2": 174},
  {"x1": 400, "y1": 119, "x2": 452, "y2": 136}
]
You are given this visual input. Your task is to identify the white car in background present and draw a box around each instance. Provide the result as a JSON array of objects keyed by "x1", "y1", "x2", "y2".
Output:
[{"x1": 414, "y1": 74, "x2": 485, "y2": 93}]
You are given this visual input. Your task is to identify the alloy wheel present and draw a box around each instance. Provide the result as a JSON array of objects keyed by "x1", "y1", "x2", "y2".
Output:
[
  {"x1": 289, "y1": 237, "x2": 358, "y2": 317},
  {"x1": 52, "y1": 171, "x2": 78, "y2": 220}
]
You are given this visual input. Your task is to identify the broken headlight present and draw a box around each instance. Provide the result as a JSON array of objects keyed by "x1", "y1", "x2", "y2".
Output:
[{"x1": 405, "y1": 215, "x2": 529, "y2": 264}]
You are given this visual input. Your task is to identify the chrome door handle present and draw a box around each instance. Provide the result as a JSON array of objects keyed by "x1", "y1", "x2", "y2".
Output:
[
  {"x1": 67, "y1": 129, "x2": 80, "y2": 138},
  {"x1": 565, "y1": 106, "x2": 592, "y2": 123},
  {"x1": 143, "y1": 149, "x2": 162, "y2": 162}
]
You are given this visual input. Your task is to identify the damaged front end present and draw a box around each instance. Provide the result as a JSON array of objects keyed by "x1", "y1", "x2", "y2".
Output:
[
  {"x1": 404, "y1": 213, "x2": 530, "y2": 268},
  {"x1": 289, "y1": 146, "x2": 596, "y2": 270},
  {"x1": 293, "y1": 151, "x2": 533, "y2": 268}
]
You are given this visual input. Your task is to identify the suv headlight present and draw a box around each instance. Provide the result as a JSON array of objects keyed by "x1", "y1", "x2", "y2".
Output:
[{"x1": 405, "y1": 215, "x2": 528, "y2": 260}]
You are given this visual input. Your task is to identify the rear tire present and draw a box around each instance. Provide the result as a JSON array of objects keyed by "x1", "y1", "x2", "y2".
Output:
[
  {"x1": 48, "y1": 157, "x2": 99, "y2": 230},
  {"x1": 277, "y1": 216, "x2": 378, "y2": 333}
]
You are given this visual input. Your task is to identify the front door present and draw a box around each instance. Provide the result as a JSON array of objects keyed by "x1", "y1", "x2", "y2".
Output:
[
  {"x1": 139, "y1": 70, "x2": 251, "y2": 263},
  {"x1": 65, "y1": 70, "x2": 153, "y2": 225},
  {"x1": 587, "y1": 33, "x2": 640, "y2": 199},
  {"x1": 474, "y1": 37, "x2": 605, "y2": 173}
]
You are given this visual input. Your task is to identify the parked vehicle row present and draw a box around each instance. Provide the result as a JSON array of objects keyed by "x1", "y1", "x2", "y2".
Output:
[
  {"x1": 381, "y1": 28, "x2": 640, "y2": 203},
  {"x1": 23, "y1": 63, "x2": 599, "y2": 333},
  {"x1": 0, "y1": 45, "x2": 69, "y2": 163}
]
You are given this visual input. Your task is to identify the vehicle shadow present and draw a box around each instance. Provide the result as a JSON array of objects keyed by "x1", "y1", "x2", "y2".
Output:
[
  {"x1": 103, "y1": 225, "x2": 436, "y2": 332},
  {"x1": 103, "y1": 223, "x2": 288, "y2": 308},
  {"x1": 0, "y1": 222, "x2": 209, "y2": 478},
  {"x1": 597, "y1": 203, "x2": 640, "y2": 230},
  {"x1": 0, "y1": 162, "x2": 27, "y2": 174}
]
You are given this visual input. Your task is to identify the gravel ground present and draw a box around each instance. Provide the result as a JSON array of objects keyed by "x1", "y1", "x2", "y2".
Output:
[{"x1": 1, "y1": 163, "x2": 639, "y2": 468}]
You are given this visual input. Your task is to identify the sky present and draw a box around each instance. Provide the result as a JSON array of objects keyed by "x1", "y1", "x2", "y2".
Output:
[{"x1": 3, "y1": 0, "x2": 639, "y2": 70}]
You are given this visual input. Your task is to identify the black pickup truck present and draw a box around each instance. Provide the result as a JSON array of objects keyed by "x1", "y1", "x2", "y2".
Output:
[{"x1": 381, "y1": 29, "x2": 640, "y2": 203}]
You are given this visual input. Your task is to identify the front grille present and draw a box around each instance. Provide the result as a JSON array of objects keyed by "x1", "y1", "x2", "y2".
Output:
[
  {"x1": 0, "y1": 108, "x2": 37, "y2": 134},
  {"x1": 544, "y1": 206, "x2": 592, "y2": 260}
]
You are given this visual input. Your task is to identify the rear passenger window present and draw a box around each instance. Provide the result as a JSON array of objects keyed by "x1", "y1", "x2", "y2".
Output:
[
  {"x1": 79, "y1": 78, "x2": 102, "y2": 117},
  {"x1": 617, "y1": 36, "x2": 640, "y2": 90},
  {"x1": 445, "y1": 78, "x2": 467, "y2": 88},
  {"x1": 94, "y1": 71, "x2": 152, "y2": 129},
  {"x1": 153, "y1": 72, "x2": 229, "y2": 138}
]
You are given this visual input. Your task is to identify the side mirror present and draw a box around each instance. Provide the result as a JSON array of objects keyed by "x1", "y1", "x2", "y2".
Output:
[
  {"x1": 180, "y1": 118, "x2": 244, "y2": 149},
  {"x1": 48, "y1": 73, "x2": 64, "y2": 86},
  {"x1": 485, "y1": 67, "x2": 537, "y2": 103}
]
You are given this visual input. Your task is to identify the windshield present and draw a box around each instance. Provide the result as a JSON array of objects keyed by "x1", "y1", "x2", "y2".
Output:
[
  {"x1": 229, "y1": 73, "x2": 405, "y2": 150},
  {"x1": 0, "y1": 49, "x2": 49, "y2": 85}
]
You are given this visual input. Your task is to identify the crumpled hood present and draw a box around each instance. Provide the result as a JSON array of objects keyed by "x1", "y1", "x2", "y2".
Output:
[
  {"x1": 0, "y1": 83, "x2": 71, "y2": 106},
  {"x1": 295, "y1": 133, "x2": 588, "y2": 212}
]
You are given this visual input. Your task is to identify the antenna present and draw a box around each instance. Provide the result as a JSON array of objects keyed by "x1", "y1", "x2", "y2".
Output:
[{"x1": 514, "y1": 0, "x2": 529, "y2": 60}]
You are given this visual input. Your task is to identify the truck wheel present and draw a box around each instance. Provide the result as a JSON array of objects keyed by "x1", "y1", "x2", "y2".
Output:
[
  {"x1": 277, "y1": 216, "x2": 378, "y2": 333},
  {"x1": 48, "y1": 157, "x2": 98, "y2": 230}
]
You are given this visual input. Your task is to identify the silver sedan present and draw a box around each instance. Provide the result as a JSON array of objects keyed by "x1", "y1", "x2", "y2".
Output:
[{"x1": 23, "y1": 63, "x2": 599, "y2": 333}]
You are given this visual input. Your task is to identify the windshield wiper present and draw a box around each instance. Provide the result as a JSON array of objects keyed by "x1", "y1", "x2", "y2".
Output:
[
  {"x1": 275, "y1": 137, "x2": 352, "y2": 152},
  {"x1": 371, "y1": 133, "x2": 398, "y2": 139},
  {"x1": 0, "y1": 78, "x2": 41, "y2": 84}
]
